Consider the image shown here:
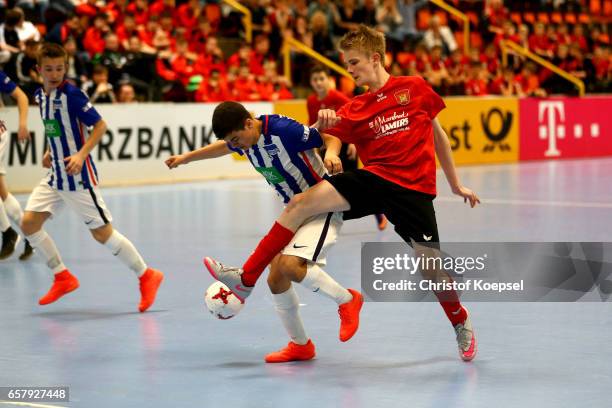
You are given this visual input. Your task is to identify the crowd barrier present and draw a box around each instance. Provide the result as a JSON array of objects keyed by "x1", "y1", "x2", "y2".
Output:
[{"x1": 1, "y1": 96, "x2": 610, "y2": 192}]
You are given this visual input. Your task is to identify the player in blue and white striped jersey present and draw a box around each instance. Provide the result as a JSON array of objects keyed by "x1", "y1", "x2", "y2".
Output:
[
  {"x1": 165, "y1": 101, "x2": 363, "y2": 363},
  {"x1": 20, "y1": 43, "x2": 164, "y2": 311},
  {"x1": 0, "y1": 70, "x2": 32, "y2": 260}
]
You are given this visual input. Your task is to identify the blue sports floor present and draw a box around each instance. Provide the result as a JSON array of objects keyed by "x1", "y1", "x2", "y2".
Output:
[{"x1": 1, "y1": 158, "x2": 611, "y2": 408}]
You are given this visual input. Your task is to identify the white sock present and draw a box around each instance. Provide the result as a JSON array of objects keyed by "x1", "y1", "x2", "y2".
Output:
[
  {"x1": 0, "y1": 200, "x2": 10, "y2": 232},
  {"x1": 103, "y1": 230, "x2": 147, "y2": 277},
  {"x1": 273, "y1": 286, "x2": 308, "y2": 345},
  {"x1": 4, "y1": 194, "x2": 24, "y2": 225},
  {"x1": 26, "y1": 230, "x2": 66, "y2": 274},
  {"x1": 300, "y1": 263, "x2": 352, "y2": 305}
]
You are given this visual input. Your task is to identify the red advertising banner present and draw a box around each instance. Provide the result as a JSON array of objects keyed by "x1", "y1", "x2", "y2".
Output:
[{"x1": 519, "y1": 97, "x2": 612, "y2": 160}]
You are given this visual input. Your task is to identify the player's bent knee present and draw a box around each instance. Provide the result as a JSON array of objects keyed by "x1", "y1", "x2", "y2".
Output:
[
  {"x1": 267, "y1": 267, "x2": 290, "y2": 294},
  {"x1": 277, "y1": 255, "x2": 307, "y2": 282},
  {"x1": 91, "y1": 224, "x2": 113, "y2": 244},
  {"x1": 21, "y1": 214, "x2": 41, "y2": 236}
]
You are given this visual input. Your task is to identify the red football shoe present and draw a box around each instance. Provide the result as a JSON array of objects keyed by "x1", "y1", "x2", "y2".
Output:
[
  {"x1": 338, "y1": 289, "x2": 364, "y2": 342},
  {"x1": 138, "y1": 268, "x2": 164, "y2": 312},
  {"x1": 39, "y1": 270, "x2": 79, "y2": 305},
  {"x1": 265, "y1": 339, "x2": 316, "y2": 363}
]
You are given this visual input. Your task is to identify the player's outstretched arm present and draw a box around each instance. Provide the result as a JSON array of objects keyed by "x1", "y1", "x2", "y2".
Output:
[
  {"x1": 65, "y1": 119, "x2": 107, "y2": 175},
  {"x1": 433, "y1": 118, "x2": 480, "y2": 208},
  {"x1": 165, "y1": 140, "x2": 232, "y2": 169},
  {"x1": 10, "y1": 86, "x2": 30, "y2": 142},
  {"x1": 322, "y1": 133, "x2": 343, "y2": 175}
]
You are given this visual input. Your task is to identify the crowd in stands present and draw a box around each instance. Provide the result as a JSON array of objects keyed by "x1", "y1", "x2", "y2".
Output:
[{"x1": 0, "y1": 0, "x2": 610, "y2": 104}]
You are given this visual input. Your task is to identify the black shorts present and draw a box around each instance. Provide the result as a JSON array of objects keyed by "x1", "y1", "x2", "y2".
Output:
[{"x1": 327, "y1": 169, "x2": 439, "y2": 246}]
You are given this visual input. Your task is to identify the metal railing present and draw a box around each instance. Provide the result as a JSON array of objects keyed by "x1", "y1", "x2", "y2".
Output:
[
  {"x1": 500, "y1": 40, "x2": 585, "y2": 96},
  {"x1": 221, "y1": 0, "x2": 252, "y2": 43}
]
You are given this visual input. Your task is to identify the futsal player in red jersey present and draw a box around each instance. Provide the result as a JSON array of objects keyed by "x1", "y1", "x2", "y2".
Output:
[{"x1": 206, "y1": 25, "x2": 481, "y2": 361}]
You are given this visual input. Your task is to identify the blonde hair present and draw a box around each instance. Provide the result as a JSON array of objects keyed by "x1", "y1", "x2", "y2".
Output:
[{"x1": 339, "y1": 25, "x2": 386, "y2": 60}]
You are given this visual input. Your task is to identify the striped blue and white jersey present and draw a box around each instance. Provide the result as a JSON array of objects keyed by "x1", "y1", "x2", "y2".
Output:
[
  {"x1": 0, "y1": 71, "x2": 17, "y2": 94},
  {"x1": 232, "y1": 115, "x2": 329, "y2": 204},
  {"x1": 34, "y1": 81, "x2": 102, "y2": 191}
]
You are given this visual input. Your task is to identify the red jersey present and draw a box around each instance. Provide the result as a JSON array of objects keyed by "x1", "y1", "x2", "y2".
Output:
[
  {"x1": 325, "y1": 76, "x2": 445, "y2": 195},
  {"x1": 306, "y1": 89, "x2": 350, "y2": 125}
]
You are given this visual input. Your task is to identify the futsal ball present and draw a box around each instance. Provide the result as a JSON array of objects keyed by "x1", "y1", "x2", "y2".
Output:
[{"x1": 204, "y1": 281, "x2": 245, "y2": 319}]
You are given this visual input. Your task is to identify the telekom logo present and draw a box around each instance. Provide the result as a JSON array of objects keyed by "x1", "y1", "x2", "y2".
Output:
[{"x1": 538, "y1": 101, "x2": 600, "y2": 157}]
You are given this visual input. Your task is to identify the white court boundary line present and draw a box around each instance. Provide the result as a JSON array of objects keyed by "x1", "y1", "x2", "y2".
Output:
[
  {"x1": 0, "y1": 402, "x2": 67, "y2": 408},
  {"x1": 436, "y1": 196, "x2": 612, "y2": 209}
]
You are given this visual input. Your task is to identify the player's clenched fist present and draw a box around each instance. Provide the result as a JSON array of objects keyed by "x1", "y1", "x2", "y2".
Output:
[
  {"x1": 165, "y1": 154, "x2": 188, "y2": 169},
  {"x1": 324, "y1": 154, "x2": 343, "y2": 175},
  {"x1": 42, "y1": 150, "x2": 52, "y2": 168},
  {"x1": 314, "y1": 109, "x2": 341, "y2": 131}
]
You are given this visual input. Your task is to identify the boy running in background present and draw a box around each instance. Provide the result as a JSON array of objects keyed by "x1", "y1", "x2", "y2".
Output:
[
  {"x1": 165, "y1": 101, "x2": 363, "y2": 362},
  {"x1": 0, "y1": 70, "x2": 34, "y2": 260},
  {"x1": 20, "y1": 43, "x2": 164, "y2": 311}
]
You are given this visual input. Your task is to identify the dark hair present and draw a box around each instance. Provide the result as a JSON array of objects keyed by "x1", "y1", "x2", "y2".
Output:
[
  {"x1": 310, "y1": 65, "x2": 329, "y2": 77},
  {"x1": 92, "y1": 64, "x2": 108, "y2": 75},
  {"x1": 37, "y1": 42, "x2": 68, "y2": 64},
  {"x1": 212, "y1": 101, "x2": 251, "y2": 139}
]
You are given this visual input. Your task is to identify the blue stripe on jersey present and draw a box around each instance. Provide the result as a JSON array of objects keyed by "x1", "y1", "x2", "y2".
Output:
[
  {"x1": 262, "y1": 122, "x2": 302, "y2": 195},
  {"x1": 46, "y1": 94, "x2": 64, "y2": 190},
  {"x1": 71, "y1": 122, "x2": 92, "y2": 189},
  {"x1": 53, "y1": 96, "x2": 76, "y2": 191},
  {"x1": 280, "y1": 138, "x2": 319, "y2": 187},
  {"x1": 249, "y1": 145, "x2": 291, "y2": 203}
]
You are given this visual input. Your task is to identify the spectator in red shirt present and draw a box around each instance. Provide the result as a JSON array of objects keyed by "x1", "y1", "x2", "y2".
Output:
[
  {"x1": 116, "y1": 13, "x2": 139, "y2": 50},
  {"x1": 83, "y1": 13, "x2": 110, "y2": 57},
  {"x1": 105, "y1": 0, "x2": 129, "y2": 25},
  {"x1": 516, "y1": 62, "x2": 546, "y2": 97},
  {"x1": 75, "y1": 0, "x2": 101, "y2": 18},
  {"x1": 570, "y1": 24, "x2": 589, "y2": 52},
  {"x1": 445, "y1": 49, "x2": 468, "y2": 95},
  {"x1": 465, "y1": 62, "x2": 488, "y2": 96},
  {"x1": 426, "y1": 45, "x2": 449, "y2": 93},
  {"x1": 227, "y1": 42, "x2": 253, "y2": 69},
  {"x1": 177, "y1": 0, "x2": 202, "y2": 33},
  {"x1": 150, "y1": 0, "x2": 177, "y2": 22},
  {"x1": 171, "y1": 38, "x2": 198, "y2": 86},
  {"x1": 139, "y1": 15, "x2": 160, "y2": 48},
  {"x1": 257, "y1": 61, "x2": 294, "y2": 101},
  {"x1": 528, "y1": 22, "x2": 553, "y2": 59},
  {"x1": 232, "y1": 64, "x2": 261, "y2": 101},
  {"x1": 408, "y1": 42, "x2": 429, "y2": 75},
  {"x1": 126, "y1": 0, "x2": 149, "y2": 26},
  {"x1": 251, "y1": 34, "x2": 276, "y2": 78},
  {"x1": 190, "y1": 16, "x2": 212, "y2": 53},
  {"x1": 195, "y1": 69, "x2": 230, "y2": 103},
  {"x1": 194, "y1": 36, "x2": 226, "y2": 77}
]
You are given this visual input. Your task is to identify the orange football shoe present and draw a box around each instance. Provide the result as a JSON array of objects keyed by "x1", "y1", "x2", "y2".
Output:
[
  {"x1": 138, "y1": 268, "x2": 164, "y2": 312},
  {"x1": 38, "y1": 270, "x2": 79, "y2": 305},
  {"x1": 265, "y1": 339, "x2": 316, "y2": 363},
  {"x1": 338, "y1": 289, "x2": 364, "y2": 342}
]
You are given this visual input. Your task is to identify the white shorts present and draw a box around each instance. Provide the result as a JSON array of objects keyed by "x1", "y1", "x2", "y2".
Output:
[
  {"x1": 281, "y1": 212, "x2": 343, "y2": 266},
  {"x1": 25, "y1": 179, "x2": 113, "y2": 229},
  {"x1": 0, "y1": 126, "x2": 8, "y2": 175}
]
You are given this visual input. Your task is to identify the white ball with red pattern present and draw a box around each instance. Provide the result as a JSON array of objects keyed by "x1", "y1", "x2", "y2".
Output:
[{"x1": 204, "y1": 281, "x2": 245, "y2": 319}]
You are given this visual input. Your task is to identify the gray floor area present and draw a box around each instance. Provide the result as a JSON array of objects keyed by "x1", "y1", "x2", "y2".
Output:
[{"x1": 1, "y1": 158, "x2": 611, "y2": 408}]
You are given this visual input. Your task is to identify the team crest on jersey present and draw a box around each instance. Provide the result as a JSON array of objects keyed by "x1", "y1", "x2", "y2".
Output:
[
  {"x1": 394, "y1": 89, "x2": 410, "y2": 105},
  {"x1": 53, "y1": 100, "x2": 63, "y2": 109},
  {"x1": 263, "y1": 143, "x2": 280, "y2": 158}
]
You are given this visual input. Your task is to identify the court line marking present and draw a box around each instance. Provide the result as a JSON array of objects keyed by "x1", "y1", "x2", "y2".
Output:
[
  {"x1": 436, "y1": 196, "x2": 612, "y2": 209},
  {"x1": 0, "y1": 402, "x2": 67, "y2": 408}
]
